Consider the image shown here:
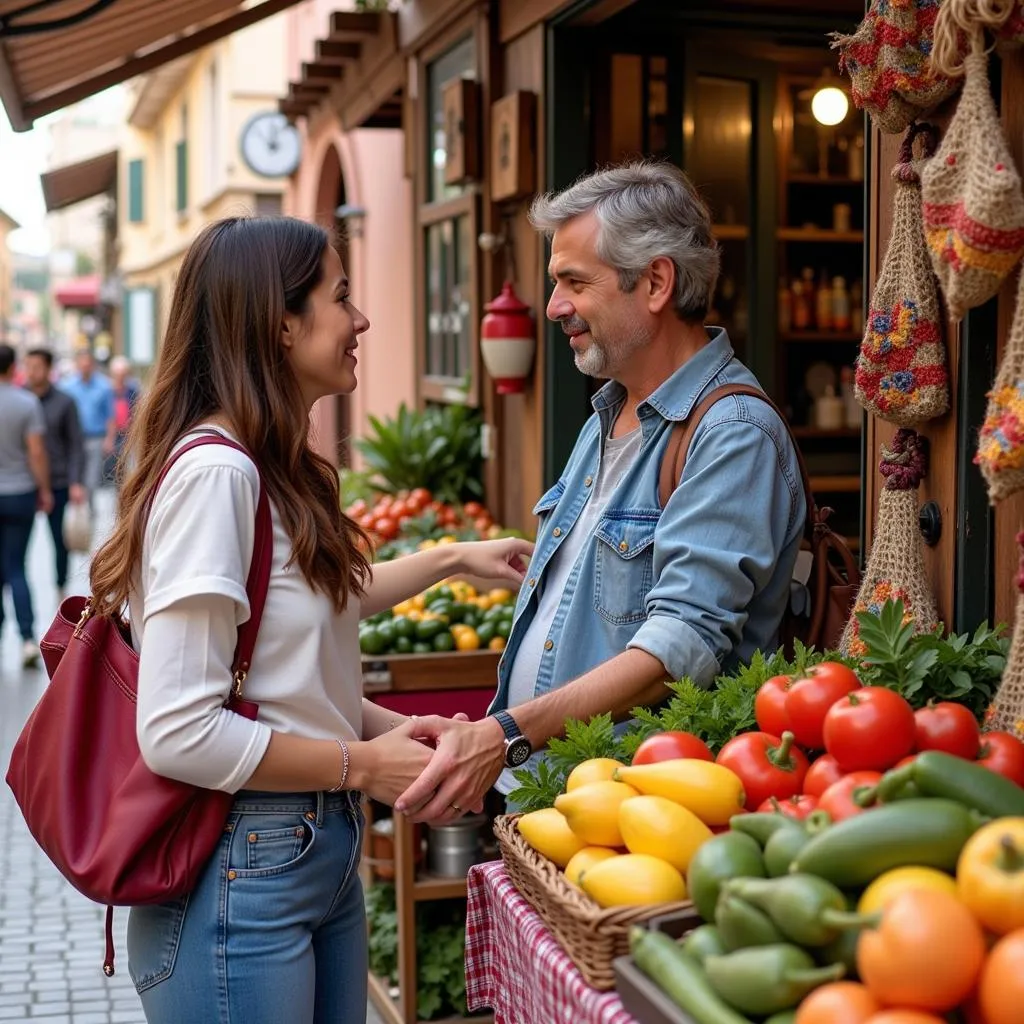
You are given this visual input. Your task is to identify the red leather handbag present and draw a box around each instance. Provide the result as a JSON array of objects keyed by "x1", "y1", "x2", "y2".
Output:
[{"x1": 5, "y1": 434, "x2": 273, "y2": 974}]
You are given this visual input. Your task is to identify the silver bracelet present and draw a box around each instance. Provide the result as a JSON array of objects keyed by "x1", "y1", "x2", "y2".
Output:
[{"x1": 327, "y1": 738, "x2": 350, "y2": 794}]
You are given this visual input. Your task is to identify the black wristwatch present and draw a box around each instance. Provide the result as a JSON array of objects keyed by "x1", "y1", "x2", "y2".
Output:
[{"x1": 492, "y1": 710, "x2": 533, "y2": 768}]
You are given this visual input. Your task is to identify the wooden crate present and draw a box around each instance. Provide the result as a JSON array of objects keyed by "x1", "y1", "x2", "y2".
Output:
[{"x1": 362, "y1": 650, "x2": 501, "y2": 693}]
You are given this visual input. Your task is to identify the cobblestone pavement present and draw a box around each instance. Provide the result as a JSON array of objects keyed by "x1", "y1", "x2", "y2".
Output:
[{"x1": 0, "y1": 487, "x2": 383, "y2": 1024}]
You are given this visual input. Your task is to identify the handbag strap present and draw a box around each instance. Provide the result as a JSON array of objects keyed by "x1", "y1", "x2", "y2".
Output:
[{"x1": 150, "y1": 432, "x2": 273, "y2": 687}]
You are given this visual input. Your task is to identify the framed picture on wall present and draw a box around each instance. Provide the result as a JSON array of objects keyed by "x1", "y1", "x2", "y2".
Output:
[
  {"x1": 491, "y1": 91, "x2": 536, "y2": 202},
  {"x1": 442, "y1": 76, "x2": 480, "y2": 185}
]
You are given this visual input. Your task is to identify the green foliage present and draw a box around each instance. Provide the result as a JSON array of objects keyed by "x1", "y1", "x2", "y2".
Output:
[
  {"x1": 354, "y1": 402, "x2": 484, "y2": 506},
  {"x1": 338, "y1": 468, "x2": 378, "y2": 509},
  {"x1": 364, "y1": 882, "x2": 469, "y2": 1021},
  {"x1": 853, "y1": 599, "x2": 1007, "y2": 723}
]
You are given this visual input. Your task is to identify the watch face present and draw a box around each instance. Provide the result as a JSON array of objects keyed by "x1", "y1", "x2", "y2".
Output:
[
  {"x1": 505, "y1": 736, "x2": 532, "y2": 768},
  {"x1": 239, "y1": 112, "x2": 302, "y2": 179}
]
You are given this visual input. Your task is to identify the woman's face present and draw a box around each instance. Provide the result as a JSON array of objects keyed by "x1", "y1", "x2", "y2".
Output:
[{"x1": 282, "y1": 245, "x2": 369, "y2": 408}]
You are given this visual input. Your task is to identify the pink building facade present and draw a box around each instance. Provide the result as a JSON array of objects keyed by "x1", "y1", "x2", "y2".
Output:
[{"x1": 283, "y1": 1, "x2": 415, "y2": 468}]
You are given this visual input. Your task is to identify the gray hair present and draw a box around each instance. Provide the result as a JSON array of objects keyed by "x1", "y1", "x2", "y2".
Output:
[{"x1": 529, "y1": 161, "x2": 720, "y2": 322}]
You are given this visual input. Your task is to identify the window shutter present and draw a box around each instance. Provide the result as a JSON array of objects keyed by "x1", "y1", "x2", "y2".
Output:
[
  {"x1": 175, "y1": 141, "x2": 188, "y2": 212},
  {"x1": 128, "y1": 159, "x2": 144, "y2": 223}
]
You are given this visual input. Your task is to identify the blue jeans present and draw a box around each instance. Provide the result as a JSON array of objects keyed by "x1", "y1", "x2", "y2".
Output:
[
  {"x1": 46, "y1": 487, "x2": 70, "y2": 588},
  {"x1": 0, "y1": 490, "x2": 37, "y2": 640},
  {"x1": 127, "y1": 790, "x2": 368, "y2": 1024}
]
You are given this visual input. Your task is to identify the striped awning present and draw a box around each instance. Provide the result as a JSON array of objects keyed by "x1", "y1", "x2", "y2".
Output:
[{"x1": 0, "y1": 0, "x2": 306, "y2": 131}]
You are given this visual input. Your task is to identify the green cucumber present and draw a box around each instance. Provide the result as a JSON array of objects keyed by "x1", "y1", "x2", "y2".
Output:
[
  {"x1": 790, "y1": 798, "x2": 986, "y2": 888},
  {"x1": 629, "y1": 928, "x2": 750, "y2": 1024},
  {"x1": 878, "y1": 750, "x2": 1024, "y2": 818},
  {"x1": 729, "y1": 812, "x2": 797, "y2": 847}
]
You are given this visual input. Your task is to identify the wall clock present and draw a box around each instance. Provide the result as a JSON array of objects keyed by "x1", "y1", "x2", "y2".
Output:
[{"x1": 239, "y1": 111, "x2": 302, "y2": 179}]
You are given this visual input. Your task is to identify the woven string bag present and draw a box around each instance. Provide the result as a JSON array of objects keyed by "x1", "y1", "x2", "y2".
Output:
[
  {"x1": 931, "y1": 0, "x2": 1024, "y2": 76},
  {"x1": 855, "y1": 124, "x2": 950, "y2": 427},
  {"x1": 841, "y1": 429, "x2": 940, "y2": 657},
  {"x1": 982, "y1": 531, "x2": 1024, "y2": 738},
  {"x1": 921, "y1": 43, "x2": 1024, "y2": 321},
  {"x1": 832, "y1": 0, "x2": 960, "y2": 135},
  {"x1": 976, "y1": 267, "x2": 1024, "y2": 502}
]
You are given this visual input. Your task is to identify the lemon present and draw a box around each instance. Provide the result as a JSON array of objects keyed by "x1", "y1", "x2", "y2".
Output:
[
  {"x1": 516, "y1": 808, "x2": 587, "y2": 868},
  {"x1": 554, "y1": 780, "x2": 638, "y2": 847},
  {"x1": 618, "y1": 795, "x2": 713, "y2": 873},
  {"x1": 564, "y1": 846, "x2": 620, "y2": 887},
  {"x1": 580, "y1": 853, "x2": 687, "y2": 908},
  {"x1": 566, "y1": 758, "x2": 625, "y2": 792},
  {"x1": 857, "y1": 865, "x2": 958, "y2": 915}
]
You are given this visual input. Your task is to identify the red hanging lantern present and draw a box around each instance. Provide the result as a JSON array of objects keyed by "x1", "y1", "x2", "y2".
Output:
[{"x1": 480, "y1": 281, "x2": 536, "y2": 395}]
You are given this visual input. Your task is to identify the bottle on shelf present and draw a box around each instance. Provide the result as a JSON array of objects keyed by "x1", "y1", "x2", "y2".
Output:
[
  {"x1": 801, "y1": 268, "x2": 817, "y2": 328},
  {"x1": 815, "y1": 384, "x2": 845, "y2": 430},
  {"x1": 792, "y1": 279, "x2": 811, "y2": 330},
  {"x1": 850, "y1": 279, "x2": 864, "y2": 335},
  {"x1": 816, "y1": 270, "x2": 833, "y2": 332},
  {"x1": 778, "y1": 276, "x2": 792, "y2": 333},
  {"x1": 832, "y1": 276, "x2": 851, "y2": 332},
  {"x1": 840, "y1": 365, "x2": 861, "y2": 429}
]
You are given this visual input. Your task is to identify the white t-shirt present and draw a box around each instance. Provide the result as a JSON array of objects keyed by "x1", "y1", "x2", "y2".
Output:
[{"x1": 128, "y1": 428, "x2": 363, "y2": 793}]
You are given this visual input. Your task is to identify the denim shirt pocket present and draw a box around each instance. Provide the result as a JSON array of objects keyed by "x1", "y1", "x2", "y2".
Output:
[{"x1": 593, "y1": 512, "x2": 658, "y2": 625}]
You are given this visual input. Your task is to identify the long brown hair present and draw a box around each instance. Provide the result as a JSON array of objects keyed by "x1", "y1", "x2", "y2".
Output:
[{"x1": 90, "y1": 216, "x2": 370, "y2": 614}]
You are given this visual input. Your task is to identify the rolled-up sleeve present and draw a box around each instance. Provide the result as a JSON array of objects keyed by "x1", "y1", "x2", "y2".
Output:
[
  {"x1": 136, "y1": 460, "x2": 272, "y2": 791},
  {"x1": 627, "y1": 417, "x2": 797, "y2": 687}
]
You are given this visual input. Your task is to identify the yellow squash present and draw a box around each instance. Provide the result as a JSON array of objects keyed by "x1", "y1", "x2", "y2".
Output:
[
  {"x1": 566, "y1": 758, "x2": 625, "y2": 792},
  {"x1": 618, "y1": 794, "x2": 713, "y2": 873},
  {"x1": 554, "y1": 780, "x2": 638, "y2": 847},
  {"x1": 858, "y1": 866, "x2": 958, "y2": 915},
  {"x1": 564, "y1": 846, "x2": 620, "y2": 887},
  {"x1": 957, "y1": 817, "x2": 1024, "y2": 935},
  {"x1": 613, "y1": 759, "x2": 745, "y2": 826},
  {"x1": 516, "y1": 808, "x2": 586, "y2": 868},
  {"x1": 579, "y1": 853, "x2": 687, "y2": 908}
]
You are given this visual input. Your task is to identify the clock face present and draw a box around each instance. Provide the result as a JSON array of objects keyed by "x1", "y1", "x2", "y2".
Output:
[{"x1": 239, "y1": 112, "x2": 302, "y2": 179}]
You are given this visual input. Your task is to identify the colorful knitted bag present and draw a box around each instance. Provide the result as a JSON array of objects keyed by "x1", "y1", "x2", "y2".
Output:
[
  {"x1": 984, "y1": 530, "x2": 1024, "y2": 739},
  {"x1": 841, "y1": 430, "x2": 940, "y2": 657},
  {"x1": 832, "y1": 0, "x2": 959, "y2": 135},
  {"x1": 976, "y1": 267, "x2": 1024, "y2": 501},
  {"x1": 855, "y1": 125, "x2": 950, "y2": 426},
  {"x1": 921, "y1": 46, "x2": 1024, "y2": 321}
]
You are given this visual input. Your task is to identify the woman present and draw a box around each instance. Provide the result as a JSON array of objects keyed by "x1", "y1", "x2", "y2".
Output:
[{"x1": 88, "y1": 217, "x2": 532, "y2": 1023}]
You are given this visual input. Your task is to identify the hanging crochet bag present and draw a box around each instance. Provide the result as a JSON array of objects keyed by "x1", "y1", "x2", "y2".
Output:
[
  {"x1": 841, "y1": 429, "x2": 940, "y2": 658},
  {"x1": 931, "y1": 0, "x2": 1024, "y2": 77},
  {"x1": 855, "y1": 124, "x2": 950, "y2": 426},
  {"x1": 983, "y1": 531, "x2": 1024, "y2": 738},
  {"x1": 832, "y1": 0, "x2": 959, "y2": 135},
  {"x1": 921, "y1": 45, "x2": 1024, "y2": 321},
  {"x1": 976, "y1": 267, "x2": 1024, "y2": 502}
]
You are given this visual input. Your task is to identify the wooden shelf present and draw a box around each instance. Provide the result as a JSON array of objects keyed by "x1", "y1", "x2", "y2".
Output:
[
  {"x1": 778, "y1": 331, "x2": 861, "y2": 343},
  {"x1": 712, "y1": 223, "x2": 749, "y2": 240},
  {"x1": 412, "y1": 874, "x2": 470, "y2": 902},
  {"x1": 791, "y1": 426, "x2": 861, "y2": 439},
  {"x1": 369, "y1": 971, "x2": 403, "y2": 1024},
  {"x1": 777, "y1": 228, "x2": 864, "y2": 243},
  {"x1": 786, "y1": 174, "x2": 864, "y2": 186},
  {"x1": 362, "y1": 650, "x2": 501, "y2": 693},
  {"x1": 810, "y1": 474, "x2": 861, "y2": 493}
]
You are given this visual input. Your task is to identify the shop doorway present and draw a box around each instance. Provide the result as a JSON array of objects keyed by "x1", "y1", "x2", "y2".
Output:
[{"x1": 545, "y1": 0, "x2": 865, "y2": 550}]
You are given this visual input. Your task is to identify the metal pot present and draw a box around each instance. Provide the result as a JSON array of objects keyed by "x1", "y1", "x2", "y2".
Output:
[{"x1": 426, "y1": 814, "x2": 489, "y2": 878}]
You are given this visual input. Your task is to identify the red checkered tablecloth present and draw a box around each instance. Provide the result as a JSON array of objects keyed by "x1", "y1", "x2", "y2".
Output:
[{"x1": 465, "y1": 860, "x2": 636, "y2": 1024}]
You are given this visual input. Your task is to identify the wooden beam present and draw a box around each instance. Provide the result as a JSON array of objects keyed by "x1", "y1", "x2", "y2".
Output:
[
  {"x1": 20, "y1": 0, "x2": 304, "y2": 128},
  {"x1": 315, "y1": 39, "x2": 361, "y2": 62},
  {"x1": 301, "y1": 62, "x2": 344, "y2": 82},
  {"x1": 329, "y1": 11, "x2": 382, "y2": 38},
  {"x1": 289, "y1": 79, "x2": 329, "y2": 93},
  {"x1": 0, "y1": 39, "x2": 27, "y2": 131}
]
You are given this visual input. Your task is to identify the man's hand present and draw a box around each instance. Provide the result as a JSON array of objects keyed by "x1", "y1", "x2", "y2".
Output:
[
  {"x1": 395, "y1": 716, "x2": 507, "y2": 824},
  {"x1": 69, "y1": 484, "x2": 87, "y2": 505},
  {"x1": 103, "y1": 436, "x2": 115, "y2": 456},
  {"x1": 37, "y1": 488, "x2": 54, "y2": 515}
]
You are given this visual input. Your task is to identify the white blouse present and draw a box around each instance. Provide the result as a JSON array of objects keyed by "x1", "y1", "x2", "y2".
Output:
[{"x1": 129, "y1": 428, "x2": 363, "y2": 792}]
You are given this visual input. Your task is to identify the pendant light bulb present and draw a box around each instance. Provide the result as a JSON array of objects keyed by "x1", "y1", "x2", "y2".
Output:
[{"x1": 812, "y1": 86, "x2": 849, "y2": 127}]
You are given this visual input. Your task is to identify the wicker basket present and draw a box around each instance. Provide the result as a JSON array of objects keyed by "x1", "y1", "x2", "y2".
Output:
[{"x1": 493, "y1": 813, "x2": 693, "y2": 991}]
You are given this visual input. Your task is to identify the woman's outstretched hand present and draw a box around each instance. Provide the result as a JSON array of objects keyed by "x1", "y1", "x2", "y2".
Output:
[{"x1": 454, "y1": 537, "x2": 534, "y2": 584}]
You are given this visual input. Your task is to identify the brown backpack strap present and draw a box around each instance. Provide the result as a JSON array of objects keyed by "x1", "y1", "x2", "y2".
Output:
[{"x1": 658, "y1": 383, "x2": 817, "y2": 543}]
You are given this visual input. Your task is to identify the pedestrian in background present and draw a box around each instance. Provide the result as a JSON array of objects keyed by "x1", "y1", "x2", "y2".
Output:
[
  {"x1": 60, "y1": 348, "x2": 114, "y2": 501},
  {"x1": 107, "y1": 355, "x2": 140, "y2": 484},
  {"x1": 0, "y1": 343, "x2": 53, "y2": 667},
  {"x1": 23, "y1": 346, "x2": 87, "y2": 601}
]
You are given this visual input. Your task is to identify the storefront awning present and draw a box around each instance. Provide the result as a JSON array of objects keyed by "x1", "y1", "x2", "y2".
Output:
[
  {"x1": 279, "y1": 10, "x2": 402, "y2": 130},
  {"x1": 40, "y1": 149, "x2": 117, "y2": 212},
  {"x1": 0, "y1": 206, "x2": 18, "y2": 231},
  {"x1": 53, "y1": 274, "x2": 101, "y2": 308},
  {"x1": 0, "y1": 0, "x2": 307, "y2": 132}
]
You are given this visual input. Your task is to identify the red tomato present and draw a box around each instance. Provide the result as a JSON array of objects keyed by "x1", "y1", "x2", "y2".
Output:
[
  {"x1": 374, "y1": 517, "x2": 399, "y2": 540},
  {"x1": 409, "y1": 488, "x2": 432, "y2": 511},
  {"x1": 823, "y1": 687, "x2": 916, "y2": 772},
  {"x1": 473, "y1": 516, "x2": 494, "y2": 535},
  {"x1": 786, "y1": 662, "x2": 862, "y2": 750},
  {"x1": 755, "y1": 675, "x2": 793, "y2": 736},
  {"x1": 463, "y1": 501, "x2": 485, "y2": 518},
  {"x1": 716, "y1": 731, "x2": 810, "y2": 811},
  {"x1": 388, "y1": 499, "x2": 411, "y2": 521},
  {"x1": 358, "y1": 513, "x2": 377, "y2": 532},
  {"x1": 895, "y1": 754, "x2": 917, "y2": 769},
  {"x1": 756, "y1": 793, "x2": 819, "y2": 820},
  {"x1": 631, "y1": 732, "x2": 713, "y2": 765},
  {"x1": 803, "y1": 754, "x2": 845, "y2": 798},
  {"x1": 346, "y1": 499, "x2": 368, "y2": 518},
  {"x1": 818, "y1": 770, "x2": 882, "y2": 821},
  {"x1": 977, "y1": 731, "x2": 1024, "y2": 787},
  {"x1": 913, "y1": 702, "x2": 981, "y2": 760}
]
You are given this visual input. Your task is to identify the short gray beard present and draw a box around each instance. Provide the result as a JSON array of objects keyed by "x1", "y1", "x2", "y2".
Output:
[{"x1": 574, "y1": 323, "x2": 651, "y2": 379}]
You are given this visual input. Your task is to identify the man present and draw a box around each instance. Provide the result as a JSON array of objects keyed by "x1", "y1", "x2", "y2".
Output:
[
  {"x1": 59, "y1": 348, "x2": 115, "y2": 501},
  {"x1": 0, "y1": 344, "x2": 53, "y2": 667},
  {"x1": 397, "y1": 162, "x2": 805, "y2": 821},
  {"x1": 107, "y1": 355, "x2": 140, "y2": 482},
  {"x1": 23, "y1": 347, "x2": 87, "y2": 600}
]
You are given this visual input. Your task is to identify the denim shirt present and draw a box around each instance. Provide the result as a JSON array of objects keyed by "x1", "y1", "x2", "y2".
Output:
[{"x1": 490, "y1": 328, "x2": 805, "y2": 718}]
